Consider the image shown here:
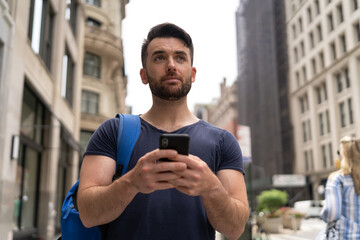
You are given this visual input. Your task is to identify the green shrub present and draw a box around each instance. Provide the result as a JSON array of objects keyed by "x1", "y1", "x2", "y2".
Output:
[{"x1": 256, "y1": 189, "x2": 288, "y2": 217}]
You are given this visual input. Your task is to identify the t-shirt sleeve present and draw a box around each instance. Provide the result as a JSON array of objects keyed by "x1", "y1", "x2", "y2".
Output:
[
  {"x1": 218, "y1": 131, "x2": 245, "y2": 174},
  {"x1": 84, "y1": 118, "x2": 119, "y2": 161}
]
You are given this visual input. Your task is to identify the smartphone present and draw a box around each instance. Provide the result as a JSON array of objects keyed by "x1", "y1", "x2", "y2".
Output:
[{"x1": 159, "y1": 134, "x2": 190, "y2": 161}]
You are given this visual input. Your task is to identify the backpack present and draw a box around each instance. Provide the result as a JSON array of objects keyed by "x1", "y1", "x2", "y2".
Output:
[{"x1": 60, "y1": 114, "x2": 141, "y2": 240}]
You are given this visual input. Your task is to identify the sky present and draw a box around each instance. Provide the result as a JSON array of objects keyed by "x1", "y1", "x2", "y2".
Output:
[{"x1": 122, "y1": 0, "x2": 240, "y2": 115}]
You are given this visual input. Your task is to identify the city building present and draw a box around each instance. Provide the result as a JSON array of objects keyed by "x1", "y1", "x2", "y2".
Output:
[
  {"x1": 235, "y1": 0, "x2": 296, "y2": 206},
  {"x1": 195, "y1": 78, "x2": 238, "y2": 136},
  {"x1": 0, "y1": 0, "x2": 128, "y2": 239},
  {"x1": 286, "y1": 0, "x2": 360, "y2": 200},
  {"x1": 79, "y1": 0, "x2": 129, "y2": 158}
]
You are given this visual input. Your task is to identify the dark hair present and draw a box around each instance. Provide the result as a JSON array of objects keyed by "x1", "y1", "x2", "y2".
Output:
[{"x1": 141, "y1": 23, "x2": 194, "y2": 67}]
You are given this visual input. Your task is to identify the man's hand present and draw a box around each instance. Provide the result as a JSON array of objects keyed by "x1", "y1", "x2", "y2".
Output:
[
  {"x1": 127, "y1": 149, "x2": 188, "y2": 194},
  {"x1": 166, "y1": 154, "x2": 220, "y2": 196},
  {"x1": 165, "y1": 154, "x2": 249, "y2": 240}
]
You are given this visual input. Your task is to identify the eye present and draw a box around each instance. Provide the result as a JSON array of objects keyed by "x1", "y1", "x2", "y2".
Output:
[
  {"x1": 154, "y1": 55, "x2": 165, "y2": 61},
  {"x1": 175, "y1": 55, "x2": 186, "y2": 62}
]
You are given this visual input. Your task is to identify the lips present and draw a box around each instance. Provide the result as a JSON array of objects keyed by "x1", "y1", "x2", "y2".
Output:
[{"x1": 161, "y1": 75, "x2": 182, "y2": 83}]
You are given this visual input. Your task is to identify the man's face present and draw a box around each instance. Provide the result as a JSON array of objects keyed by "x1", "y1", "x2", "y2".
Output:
[{"x1": 140, "y1": 37, "x2": 196, "y2": 101}]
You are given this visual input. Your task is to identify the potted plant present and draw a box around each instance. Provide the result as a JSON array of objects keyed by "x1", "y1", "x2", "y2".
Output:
[
  {"x1": 281, "y1": 207, "x2": 305, "y2": 230},
  {"x1": 256, "y1": 189, "x2": 288, "y2": 233}
]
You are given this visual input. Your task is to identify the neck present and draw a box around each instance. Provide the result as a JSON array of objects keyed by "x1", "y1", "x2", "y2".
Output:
[{"x1": 140, "y1": 95, "x2": 199, "y2": 132}]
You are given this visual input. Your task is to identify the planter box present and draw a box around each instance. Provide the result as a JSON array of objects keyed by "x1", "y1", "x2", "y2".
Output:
[
  {"x1": 282, "y1": 215, "x2": 303, "y2": 230},
  {"x1": 262, "y1": 217, "x2": 283, "y2": 233}
]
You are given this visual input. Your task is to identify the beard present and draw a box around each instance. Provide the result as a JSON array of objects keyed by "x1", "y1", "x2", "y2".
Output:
[{"x1": 147, "y1": 73, "x2": 192, "y2": 101}]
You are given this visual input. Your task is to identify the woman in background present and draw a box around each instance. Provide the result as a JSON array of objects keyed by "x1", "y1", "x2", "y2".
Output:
[{"x1": 320, "y1": 136, "x2": 360, "y2": 239}]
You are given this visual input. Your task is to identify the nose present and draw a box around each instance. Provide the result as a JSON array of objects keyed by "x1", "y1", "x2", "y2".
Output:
[{"x1": 167, "y1": 57, "x2": 176, "y2": 72}]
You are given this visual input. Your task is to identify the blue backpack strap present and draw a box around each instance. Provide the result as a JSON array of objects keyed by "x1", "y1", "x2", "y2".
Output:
[{"x1": 115, "y1": 114, "x2": 141, "y2": 177}]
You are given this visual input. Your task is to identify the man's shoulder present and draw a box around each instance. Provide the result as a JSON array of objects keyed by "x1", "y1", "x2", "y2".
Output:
[{"x1": 195, "y1": 120, "x2": 234, "y2": 137}]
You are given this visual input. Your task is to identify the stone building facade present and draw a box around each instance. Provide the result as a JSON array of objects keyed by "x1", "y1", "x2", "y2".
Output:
[
  {"x1": 286, "y1": 0, "x2": 360, "y2": 199},
  {"x1": 0, "y1": 0, "x2": 128, "y2": 239}
]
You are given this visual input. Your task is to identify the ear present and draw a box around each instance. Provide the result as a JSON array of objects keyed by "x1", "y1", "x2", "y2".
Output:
[
  {"x1": 191, "y1": 67, "x2": 197, "y2": 83},
  {"x1": 140, "y1": 68, "x2": 148, "y2": 84}
]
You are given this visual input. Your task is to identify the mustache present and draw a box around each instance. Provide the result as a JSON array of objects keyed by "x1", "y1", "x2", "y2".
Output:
[{"x1": 161, "y1": 73, "x2": 182, "y2": 81}]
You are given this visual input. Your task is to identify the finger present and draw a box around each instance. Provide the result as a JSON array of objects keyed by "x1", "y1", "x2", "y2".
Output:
[
  {"x1": 155, "y1": 171, "x2": 184, "y2": 182},
  {"x1": 155, "y1": 161, "x2": 187, "y2": 173},
  {"x1": 172, "y1": 154, "x2": 203, "y2": 169},
  {"x1": 143, "y1": 149, "x2": 178, "y2": 163}
]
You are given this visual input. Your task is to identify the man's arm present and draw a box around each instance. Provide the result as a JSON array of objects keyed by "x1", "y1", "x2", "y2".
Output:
[
  {"x1": 77, "y1": 155, "x2": 138, "y2": 227},
  {"x1": 202, "y1": 169, "x2": 249, "y2": 240},
  {"x1": 77, "y1": 150, "x2": 187, "y2": 228},
  {"x1": 169, "y1": 155, "x2": 249, "y2": 240}
]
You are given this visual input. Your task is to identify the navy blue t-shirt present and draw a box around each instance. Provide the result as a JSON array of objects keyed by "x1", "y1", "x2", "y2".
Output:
[{"x1": 85, "y1": 117, "x2": 244, "y2": 240}]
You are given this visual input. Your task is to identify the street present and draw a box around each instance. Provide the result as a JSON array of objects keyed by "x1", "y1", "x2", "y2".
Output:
[{"x1": 268, "y1": 218, "x2": 326, "y2": 240}]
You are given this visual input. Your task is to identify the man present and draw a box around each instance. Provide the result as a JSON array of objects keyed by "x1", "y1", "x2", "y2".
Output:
[{"x1": 77, "y1": 23, "x2": 249, "y2": 240}]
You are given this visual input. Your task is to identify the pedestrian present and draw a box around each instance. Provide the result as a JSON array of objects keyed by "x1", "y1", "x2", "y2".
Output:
[
  {"x1": 318, "y1": 136, "x2": 360, "y2": 239},
  {"x1": 76, "y1": 22, "x2": 249, "y2": 240}
]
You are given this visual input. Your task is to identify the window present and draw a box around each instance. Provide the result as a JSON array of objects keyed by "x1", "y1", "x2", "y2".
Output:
[
  {"x1": 80, "y1": 130, "x2": 94, "y2": 156},
  {"x1": 336, "y1": 73, "x2": 343, "y2": 93},
  {"x1": 345, "y1": 68, "x2": 350, "y2": 88},
  {"x1": 86, "y1": 17, "x2": 102, "y2": 27},
  {"x1": 315, "y1": 0, "x2": 320, "y2": 15},
  {"x1": 319, "y1": 51, "x2": 325, "y2": 69},
  {"x1": 338, "y1": 98, "x2": 354, "y2": 128},
  {"x1": 14, "y1": 84, "x2": 48, "y2": 235},
  {"x1": 81, "y1": 90, "x2": 99, "y2": 114},
  {"x1": 61, "y1": 48, "x2": 75, "y2": 106},
  {"x1": 337, "y1": 4, "x2": 344, "y2": 23},
  {"x1": 296, "y1": 71, "x2": 300, "y2": 86},
  {"x1": 317, "y1": 24, "x2": 323, "y2": 42},
  {"x1": 323, "y1": 83, "x2": 328, "y2": 101},
  {"x1": 300, "y1": 41, "x2": 305, "y2": 57},
  {"x1": 316, "y1": 87, "x2": 322, "y2": 104},
  {"x1": 56, "y1": 138, "x2": 72, "y2": 234},
  {"x1": 328, "y1": 143, "x2": 334, "y2": 166},
  {"x1": 305, "y1": 151, "x2": 309, "y2": 171},
  {"x1": 322, "y1": 145, "x2": 327, "y2": 168},
  {"x1": 302, "y1": 122, "x2": 307, "y2": 142},
  {"x1": 292, "y1": 24, "x2": 297, "y2": 40},
  {"x1": 307, "y1": 7, "x2": 312, "y2": 23},
  {"x1": 326, "y1": 110, "x2": 331, "y2": 133},
  {"x1": 20, "y1": 85, "x2": 45, "y2": 144},
  {"x1": 300, "y1": 97, "x2": 305, "y2": 113},
  {"x1": 348, "y1": 98, "x2": 354, "y2": 124},
  {"x1": 299, "y1": 18, "x2": 303, "y2": 33},
  {"x1": 330, "y1": 42, "x2": 336, "y2": 60},
  {"x1": 319, "y1": 113, "x2": 324, "y2": 136},
  {"x1": 353, "y1": 0, "x2": 359, "y2": 11},
  {"x1": 310, "y1": 32, "x2": 315, "y2": 49},
  {"x1": 339, "y1": 101, "x2": 346, "y2": 127},
  {"x1": 307, "y1": 119, "x2": 312, "y2": 140},
  {"x1": 340, "y1": 34, "x2": 347, "y2": 53},
  {"x1": 328, "y1": 13, "x2": 334, "y2": 32},
  {"x1": 294, "y1": 47, "x2": 298, "y2": 63},
  {"x1": 27, "y1": 0, "x2": 55, "y2": 70},
  {"x1": 0, "y1": 41, "x2": 3, "y2": 83},
  {"x1": 65, "y1": 0, "x2": 77, "y2": 34},
  {"x1": 302, "y1": 66, "x2": 307, "y2": 82},
  {"x1": 86, "y1": 0, "x2": 101, "y2": 7},
  {"x1": 316, "y1": 82, "x2": 327, "y2": 104},
  {"x1": 299, "y1": 94, "x2": 309, "y2": 113},
  {"x1": 312, "y1": 58, "x2": 317, "y2": 75},
  {"x1": 83, "y1": 52, "x2": 101, "y2": 78},
  {"x1": 355, "y1": 23, "x2": 360, "y2": 42},
  {"x1": 336, "y1": 68, "x2": 350, "y2": 93}
]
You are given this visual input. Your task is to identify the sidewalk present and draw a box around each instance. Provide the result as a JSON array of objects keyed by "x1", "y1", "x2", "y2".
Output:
[{"x1": 269, "y1": 218, "x2": 325, "y2": 240}]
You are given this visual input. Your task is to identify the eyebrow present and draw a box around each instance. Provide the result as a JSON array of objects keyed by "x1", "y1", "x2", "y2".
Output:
[{"x1": 151, "y1": 50, "x2": 188, "y2": 57}]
